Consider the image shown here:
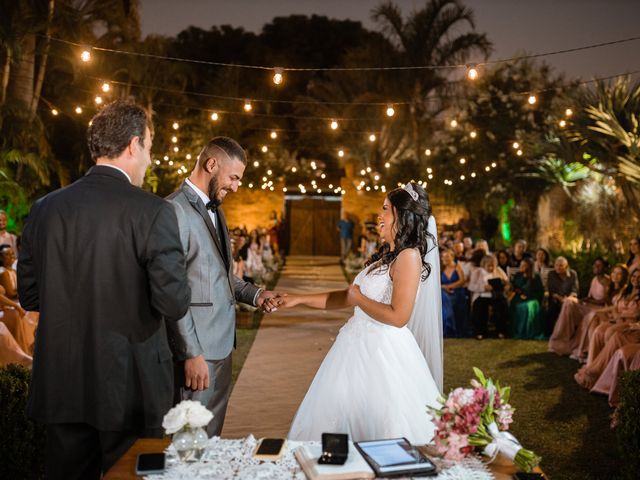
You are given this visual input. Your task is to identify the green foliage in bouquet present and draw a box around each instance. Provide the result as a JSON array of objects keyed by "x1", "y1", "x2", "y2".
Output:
[
  {"x1": 615, "y1": 369, "x2": 640, "y2": 480},
  {"x1": 0, "y1": 365, "x2": 45, "y2": 479}
]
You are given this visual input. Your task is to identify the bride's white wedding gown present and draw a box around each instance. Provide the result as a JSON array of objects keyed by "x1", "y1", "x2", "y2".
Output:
[{"x1": 288, "y1": 265, "x2": 441, "y2": 444}]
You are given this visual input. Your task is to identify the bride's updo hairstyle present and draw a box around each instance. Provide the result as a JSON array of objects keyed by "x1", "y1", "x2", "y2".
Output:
[{"x1": 365, "y1": 182, "x2": 436, "y2": 280}]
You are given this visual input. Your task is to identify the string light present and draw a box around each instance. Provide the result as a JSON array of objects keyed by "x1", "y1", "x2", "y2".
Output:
[
  {"x1": 243, "y1": 99, "x2": 253, "y2": 112},
  {"x1": 270, "y1": 130, "x2": 277, "y2": 139},
  {"x1": 491, "y1": 162, "x2": 497, "y2": 168},
  {"x1": 365, "y1": 186, "x2": 371, "y2": 191},
  {"x1": 559, "y1": 119, "x2": 567, "y2": 128},
  {"x1": 253, "y1": 160, "x2": 260, "y2": 167},
  {"x1": 471, "y1": 172, "x2": 477, "y2": 178},
  {"x1": 321, "y1": 173, "x2": 326, "y2": 179},
  {"x1": 329, "y1": 184, "x2": 333, "y2": 189},
  {"x1": 173, "y1": 146, "x2": 179, "y2": 152},
  {"x1": 267, "y1": 169, "x2": 273, "y2": 175},
  {"x1": 51, "y1": 108, "x2": 58, "y2": 116},
  {"x1": 428, "y1": 174, "x2": 433, "y2": 179},
  {"x1": 163, "y1": 155, "x2": 169, "y2": 161},
  {"x1": 369, "y1": 134, "x2": 376, "y2": 142},
  {"x1": 528, "y1": 95, "x2": 537, "y2": 105},
  {"x1": 516, "y1": 149, "x2": 523, "y2": 156},
  {"x1": 338, "y1": 149, "x2": 344, "y2": 157},
  {"x1": 155, "y1": 160, "x2": 160, "y2": 165},
  {"x1": 94, "y1": 95, "x2": 103, "y2": 105},
  {"x1": 261, "y1": 145, "x2": 268, "y2": 153},
  {"x1": 374, "y1": 174, "x2": 380, "y2": 181},
  {"x1": 186, "y1": 154, "x2": 192, "y2": 160},
  {"x1": 172, "y1": 122, "x2": 179, "y2": 130},
  {"x1": 168, "y1": 160, "x2": 174, "y2": 166},
  {"x1": 171, "y1": 136, "x2": 178, "y2": 143},
  {"x1": 425, "y1": 149, "x2": 432, "y2": 156},
  {"x1": 386, "y1": 105, "x2": 395, "y2": 117},
  {"x1": 466, "y1": 64, "x2": 479, "y2": 80},
  {"x1": 360, "y1": 169, "x2": 366, "y2": 175},
  {"x1": 485, "y1": 166, "x2": 491, "y2": 171},
  {"x1": 283, "y1": 187, "x2": 288, "y2": 192},
  {"x1": 80, "y1": 48, "x2": 91, "y2": 62},
  {"x1": 291, "y1": 167, "x2": 297, "y2": 173},
  {"x1": 210, "y1": 112, "x2": 219, "y2": 121},
  {"x1": 248, "y1": 183, "x2": 254, "y2": 188},
  {"x1": 330, "y1": 120, "x2": 339, "y2": 130},
  {"x1": 101, "y1": 82, "x2": 110, "y2": 93},
  {"x1": 565, "y1": 108, "x2": 573, "y2": 117},
  {"x1": 384, "y1": 162, "x2": 390, "y2": 169},
  {"x1": 512, "y1": 142, "x2": 520, "y2": 149},
  {"x1": 450, "y1": 119, "x2": 458, "y2": 128},
  {"x1": 272, "y1": 68, "x2": 284, "y2": 85},
  {"x1": 366, "y1": 167, "x2": 372, "y2": 173},
  {"x1": 74, "y1": 106, "x2": 82, "y2": 114},
  {"x1": 470, "y1": 130, "x2": 477, "y2": 139},
  {"x1": 460, "y1": 175, "x2": 466, "y2": 180},
  {"x1": 459, "y1": 158, "x2": 466, "y2": 164}
]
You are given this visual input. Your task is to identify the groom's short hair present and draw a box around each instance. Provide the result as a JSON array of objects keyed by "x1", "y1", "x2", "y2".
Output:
[{"x1": 198, "y1": 136, "x2": 247, "y2": 167}]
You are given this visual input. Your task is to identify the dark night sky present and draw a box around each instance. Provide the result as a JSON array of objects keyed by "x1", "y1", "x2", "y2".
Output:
[{"x1": 139, "y1": 0, "x2": 640, "y2": 81}]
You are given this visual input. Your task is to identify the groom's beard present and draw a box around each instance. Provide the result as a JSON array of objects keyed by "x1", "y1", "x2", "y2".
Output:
[{"x1": 208, "y1": 175, "x2": 223, "y2": 208}]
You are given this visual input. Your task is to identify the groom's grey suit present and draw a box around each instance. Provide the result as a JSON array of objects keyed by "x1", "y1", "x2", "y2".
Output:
[{"x1": 166, "y1": 181, "x2": 261, "y2": 436}]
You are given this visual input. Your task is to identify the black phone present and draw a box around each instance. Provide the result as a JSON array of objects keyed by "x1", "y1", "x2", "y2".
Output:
[
  {"x1": 135, "y1": 453, "x2": 165, "y2": 475},
  {"x1": 513, "y1": 473, "x2": 545, "y2": 480},
  {"x1": 254, "y1": 438, "x2": 287, "y2": 460}
]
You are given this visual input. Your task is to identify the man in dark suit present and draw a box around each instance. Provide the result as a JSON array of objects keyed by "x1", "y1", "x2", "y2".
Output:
[
  {"x1": 18, "y1": 101, "x2": 191, "y2": 479},
  {"x1": 167, "y1": 137, "x2": 282, "y2": 436}
]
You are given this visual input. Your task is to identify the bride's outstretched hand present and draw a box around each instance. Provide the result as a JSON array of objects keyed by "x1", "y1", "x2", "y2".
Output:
[{"x1": 279, "y1": 294, "x2": 301, "y2": 308}]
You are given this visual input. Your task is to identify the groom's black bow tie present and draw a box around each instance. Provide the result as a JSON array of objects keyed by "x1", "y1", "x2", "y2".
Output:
[{"x1": 205, "y1": 200, "x2": 217, "y2": 211}]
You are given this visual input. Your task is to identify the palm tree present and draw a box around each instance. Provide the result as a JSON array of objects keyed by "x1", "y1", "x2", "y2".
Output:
[
  {"x1": 567, "y1": 77, "x2": 640, "y2": 218},
  {"x1": 372, "y1": 0, "x2": 491, "y2": 161}
]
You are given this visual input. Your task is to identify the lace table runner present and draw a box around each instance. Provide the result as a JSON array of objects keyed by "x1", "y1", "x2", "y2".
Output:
[{"x1": 145, "y1": 435, "x2": 494, "y2": 480}]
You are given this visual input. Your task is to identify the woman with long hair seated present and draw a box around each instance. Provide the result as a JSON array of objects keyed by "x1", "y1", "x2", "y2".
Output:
[
  {"x1": 468, "y1": 254, "x2": 509, "y2": 339},
  {"x1": 548, "y1": 257, "x2": 611, "y2": 355},
  {"x1": 591, "y1": 342, "x2": 640, "y2": 406},
  {"x1": 510, "y1": 258, "x2": 545, "y2": 339}
]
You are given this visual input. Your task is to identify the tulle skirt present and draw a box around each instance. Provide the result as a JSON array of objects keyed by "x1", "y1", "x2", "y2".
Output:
[{"x1": 288, "y1": 314, "x2": 440, "y2": 445}]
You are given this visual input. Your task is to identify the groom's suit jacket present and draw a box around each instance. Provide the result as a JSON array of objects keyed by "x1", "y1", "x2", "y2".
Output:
[{"x1": 166, "y1": 182, "x2": 261, "y2": 361}]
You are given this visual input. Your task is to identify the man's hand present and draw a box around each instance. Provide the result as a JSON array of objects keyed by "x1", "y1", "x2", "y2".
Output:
[
  {"x1": 256, "y1": 290, "x2": 285, "y2": 313},
  {"x1": 184, "y1": 355, "x2": 209, "y2": 391}
]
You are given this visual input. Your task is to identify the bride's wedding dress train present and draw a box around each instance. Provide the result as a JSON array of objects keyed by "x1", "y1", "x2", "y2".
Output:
[{"x1": 288, "y1": 265, "x2": 440, "y2": 444}]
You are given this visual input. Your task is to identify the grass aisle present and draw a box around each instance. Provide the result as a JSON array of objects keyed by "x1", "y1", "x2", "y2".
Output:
[{"x1": 444, "y1": 339, "x2": 618, "y2": 479}]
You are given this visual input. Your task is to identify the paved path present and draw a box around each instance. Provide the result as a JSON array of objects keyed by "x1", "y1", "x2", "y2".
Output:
[{"x1": 222, "y1": 256, "x2": 352, "y2": 439}]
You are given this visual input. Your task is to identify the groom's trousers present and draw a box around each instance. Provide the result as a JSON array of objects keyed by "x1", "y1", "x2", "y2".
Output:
[{"x1": 174, "y1": 354, "x2": 232, "y2": 437}]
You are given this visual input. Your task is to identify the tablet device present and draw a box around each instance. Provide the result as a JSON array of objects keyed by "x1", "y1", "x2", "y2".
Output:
[
  {"x1": 354, "y1": 438, "x2": 437, "y2": 477},
  {"x1": 488, "y1": 277, "x2": 504, "y2": 293}
]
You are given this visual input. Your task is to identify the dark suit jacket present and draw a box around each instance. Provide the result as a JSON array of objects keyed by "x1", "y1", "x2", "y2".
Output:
[{"x1": 17, "y1": 166, "x2": 191, "y2": 432}]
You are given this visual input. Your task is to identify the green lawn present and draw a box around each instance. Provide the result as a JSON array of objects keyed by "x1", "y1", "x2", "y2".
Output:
[{"x1": 444, "y1": 339, "x2": 619, "y2": 479}]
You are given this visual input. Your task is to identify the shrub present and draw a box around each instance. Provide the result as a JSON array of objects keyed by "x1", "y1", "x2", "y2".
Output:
[
  {"x1": 0, "y1": 364, "x2": 45, "y2": 479},
  {"x1": 615, "y1": 369, "x2": 640, "y2": 480}
]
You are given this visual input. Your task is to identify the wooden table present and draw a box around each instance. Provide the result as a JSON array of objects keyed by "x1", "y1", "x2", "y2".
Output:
[{"x1": 105, "y1": 438, "x2": 544, "y2": 479}]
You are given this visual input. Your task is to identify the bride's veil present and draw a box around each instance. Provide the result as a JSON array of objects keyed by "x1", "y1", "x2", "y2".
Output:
[{"x1": 407, "y1": 215, "x2": 443, "y2": 392}]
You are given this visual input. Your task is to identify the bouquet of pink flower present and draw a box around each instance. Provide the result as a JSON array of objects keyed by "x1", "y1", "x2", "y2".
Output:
[{"x1": 428, "y1": 367, "x2": 541, "y2": 472}]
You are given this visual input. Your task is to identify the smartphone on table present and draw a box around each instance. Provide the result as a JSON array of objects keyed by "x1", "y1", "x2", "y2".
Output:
[
  {"x1": 253, "y1": 438, "x2": 287, "y2": 461},
  {"x1": 135, "y1": 453, "x2": 166, "y2": 475}
]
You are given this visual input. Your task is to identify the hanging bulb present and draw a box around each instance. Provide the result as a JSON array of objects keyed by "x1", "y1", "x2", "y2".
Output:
[
  {"x1": 80, "y1": 48, "x2": 91, "y2": 62},
  {"x1": 338, "y1": 149, "x2": 345, "y2": 157},
  {"x1": 261, "y1": 146, "x2": 268, "y2": 153},
  {"x1": 51, "y1": 108, "x2": 59, "y2": 116},
  {"x1": 384, "y1": 162, "x2": 390, "y2": 169},
  {"x1": 386, "y1": 105, "x2": 395, "y2": 117},
  {"x1": 172, "y1": 122, "x2": 179, "y2": 130},
  {"x1": 253, "y1": 160, "x2": 260, "y2": 167},
  {"x1": 450, "y1": 119, "x2": 458, "y2": 128},
  {"x1": 94, "y1": 95, "x2": 103, "y2": 105},
  {"x1": 466, "y1": 64, "x2": 479, "y2": 80},
  {"x1": 272, "y1": 68, "x2": 284, "y2": 85},
  {"x1": 244, "y1": 100, "x2": 253, "y2": 112},
  {"x1": 369, "y1": 134, "x2": 376, "y2": 142},
  {"x1": 210, "y1": 112, "x2": 219, "y2": 121},
  {"x1": 559, "y1": 120, "x2": 566, "y2": 128},
  {"x1": 74, "y1": 106, "x2": 82, "y2": 114},
  {"x1": 459, "y1": 158, "x2": 466, "y2": 164},
  {"x1": 101, "y1": 82, "x2": 110, "y2": 93},
  {"x1": 528, "y1": 95, "x2": 537, "y2": 105},
  {"x1": 565, "y1": 108, "x2": 573, "y2": 117},
  {"x1": 270, "y1": 130, "x2": 278, "y2": 139},
  {"x1": 425, "y1": 148, "x2": 432, "y2": 156},
  {"x1": 330, "y1": 120, "x2": 338, "y2": 130},
  {"x1": 470, "y1": 130, "x2": 477, "y2": 139}
]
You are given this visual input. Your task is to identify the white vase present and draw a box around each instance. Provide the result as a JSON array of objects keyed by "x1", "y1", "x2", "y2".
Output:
[{"x1": 172, "y1": 426, "x2": 208, "y2": 462}]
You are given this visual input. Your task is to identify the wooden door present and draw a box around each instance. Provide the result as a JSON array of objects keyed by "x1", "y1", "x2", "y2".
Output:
[{"x1": 287, "y1": 197, "x2": 341, "y2": 255}]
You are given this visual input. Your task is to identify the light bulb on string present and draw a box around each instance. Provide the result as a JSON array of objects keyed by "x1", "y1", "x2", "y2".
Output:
[
  {"x1": 248, "y1": 183, "x2": 254, "y2": 188},
  {"x1": 291, "y1": 166, "x2": 297, "y2": 173},
  {"x1": 329, "y1": 184, "x2": 333, "y2": 189},
  {"x1": 528, "y1": 95, "x2": 537, "y2": 105},
  {"x1": 366, "y1": 167, "x2": 372, "y2": 173},
  {"x1": 369, "y1": 134, "x2": 376, "y2": 142},
  {"x1": 338, "y1": 149, "x2": 344, "y2": 158},
  {"x1": 425, "y1": 149, "x2": 432, "y2": 156},
  {"x1": 95, "y1": 96, "x2": 103, "y2": 105},
  {"x1": 374, "y1": 174, "x2": 380, "y2": 181},
  {"x1": 321, "y1": 173, "x2": 326, "y2": 179},
  {"x1": 471, "y1": 172, "x2": 476, "y2": 178},
  {"x1": 173, "y1": 146, "x2": 179, "y2": 153},
  {"x1": 512, "y1": 142, "x2": 519, "y2": 149},
  {"x1": 360, "y1": 169, "x2": 366, "y2": 175},
  {"x1": 385, "y1": 105, "x2": 395, "y2": 117},
  {"x1": 491, "y1": 162, "x2": 497, "y2": 168},
  {"x1": 466, "y1": 64, "x2": 479, "y2": 80},
  {"x1": 261, "y1": 145, "x2": 268, "y2": 153},
  {"x1": 210, "y1": 112, "x2": 219, "y2": 121},
  {"x1": 253, "y1": 160, "x2": 260, "y2": 167},
  {"x1": 80, "y1": 48, "x2": 92, "y2": 62},
  {"x1": 330, "y1": 120, "x2": 339, "y2": 130},
  {"x1": 427, "y1": 167, "x2": 433, "y2": 174},
  {"x1": 459, "y1": 158, "x2": 466, "y2": 164},
  {"x1": 460, "y1": 175, "x2": 466, "y2": 180},
  {"x1": 565, "y1": 108, "x2": 573, "y2": 117},
  {"x1": 168, "y1": 160, "x2": 174, "y2": 166},
  {"x1": 428, "y1": 174, "x2": 433, "y2": 179},
  {"x1": 485, "y1": 166, "x2": 491, "y2": 171},
  {"x1": 272, "y1": 68, "x2": 284, "y2": 86},
  {"x1": 243, "y1": 100, "x2": 253, "y2": 112},
  {"x1": 270, "y1": 130, "x2": 278, "y2": 139},
  {"x1": 172, "y1": 122, "x2": 179, "y2": 130},
  {"x1": 470, "y1": 130, "x2": 477, "y2": 139},
  {"x1": 559, "y1": 120, "x2": 566, "y2": 128},
  {"x1": 155, "y1": 160, "x2": 161, "y2": 165},
  {"x1": 101, "y1": 82, "x2": 110, "y2": 93},
  {"x1": 384, "y1": 162, "x2": 390, "y2": 169},
  {"x1": 450, "y1": 119, "x2": 458, "y2": 128},
  {"x1": 163, "y1": 155, "x2": 169, "y2": 161},
  {"x1": 171, "y1": 136, "x2": 178, "y2": 143},
  {"x1": 516, "y1": 149, "x2": 523, "y2": 156},
  {"x1": 186, "y1": 154, "x2": 192, "y2": 160},
  {"x1": 51, "y1": 108, "x2": 59, "y2": 116},
  {"x1": 74, "y1": 106, "x2": 82, "y2": 114},
  {"x1": 267, "y1": 169, "x2": 273, "y2": 175},
  {"x1": 283, "y1": 187, "x2": 288, "y2": 192}
]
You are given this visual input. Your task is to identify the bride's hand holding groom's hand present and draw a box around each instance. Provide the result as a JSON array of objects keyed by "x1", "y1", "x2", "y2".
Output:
[
  {"x1": 278, "y1": 295, "x2": 302, "y2": 308},
  {"x1": 256, "y1": 290, "x2": 287, "y2": 313},
  {"x1": 347, "y1": 284, "x2": 362, "y2": 306}
]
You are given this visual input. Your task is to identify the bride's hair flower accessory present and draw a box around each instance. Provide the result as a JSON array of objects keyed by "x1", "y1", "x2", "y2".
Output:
[{"x1": 403, "y1": 182, "x2": 419, "y2": 201}]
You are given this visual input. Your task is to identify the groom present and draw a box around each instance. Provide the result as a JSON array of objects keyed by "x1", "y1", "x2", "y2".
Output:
[{"x1": 166, "y1": 136, "x2": 282, "y2": 436}]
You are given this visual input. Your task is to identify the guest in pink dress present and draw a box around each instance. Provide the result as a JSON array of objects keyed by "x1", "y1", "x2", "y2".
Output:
[
  {"x1": 591, "y1": 342, "x2": 640, "y2": 406},
  {"x1": 627, "y1": 237, "x2": 640, "y2": 275},
  {"x1": 571, "y1": 264, "x2": 630, "y2": 361},
  {"x1": 575, "y1": 322, "x2": 640, "y2": 389},
  {"x1": 548, "y1": 258, "x2": 610, "y2": 355}
]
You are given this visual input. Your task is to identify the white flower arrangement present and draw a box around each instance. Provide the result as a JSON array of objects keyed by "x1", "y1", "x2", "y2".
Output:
[{"x1": 162, "y1": 400, "x2": 214, "y2": 434}]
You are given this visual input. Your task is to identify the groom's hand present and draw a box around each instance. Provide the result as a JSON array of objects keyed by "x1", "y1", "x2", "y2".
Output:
[
  {"x1": 257, "y1": 291, "x2": 285, "y2": 313},
  {"x1": 184, "y1": 355, "x2": 209, "y2": 391}
]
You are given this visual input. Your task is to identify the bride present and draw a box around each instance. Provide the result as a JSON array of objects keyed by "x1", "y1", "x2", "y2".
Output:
[{"x1": 283, "y1": 182, "x2": 443, "y2": 444}]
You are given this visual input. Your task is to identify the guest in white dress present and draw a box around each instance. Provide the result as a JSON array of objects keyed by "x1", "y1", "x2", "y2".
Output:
[{"x1": 282, "y1": 182, "x2": 442, "y2": 444}]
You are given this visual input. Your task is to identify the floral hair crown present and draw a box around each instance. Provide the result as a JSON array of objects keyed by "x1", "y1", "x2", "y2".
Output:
[{"x1": 403, "y1": 182, "x2": 419, "y2": 201}]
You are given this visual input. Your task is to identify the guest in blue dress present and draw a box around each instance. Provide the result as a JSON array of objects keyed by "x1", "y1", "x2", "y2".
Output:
[
  {"x1": 510, "y1": 258, "x2": 545, "y2": 339},
  {"x1": 441, "y1": 249, "x2": 468, "y2": 337}
]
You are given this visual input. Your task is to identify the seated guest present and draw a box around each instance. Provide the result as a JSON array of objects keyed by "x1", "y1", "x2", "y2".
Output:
[
  {"x1": 533, "y1": 247, "x2": 551, "y2": 276},
  {"x1": 0, "y1": 285, "x2": 34, "y2": 354},
  {"x1": 496, "y1": 249, "x2": 510, "y2": 273},
  {"x1": 508, "y1": 239, "x2": 532, "y2": 267},
  {"x1": 627, "y1": 236, "x2": 640, "y2": 274},
  {"x1": 463, "y1": 236, "x2": 473, "y2": 259},
  {"x1": 0, "y1": 211, "x2": 18, "y2": 254},
  {"x1": 546, "y1": 256, "x2": 579, "y2": 336},
  {"x1": 591, "y1": 343, "x2": 640, "y2": 406},
  {"x1": 440, "y1": 249, "x2": 468, "y2": 337},
  {"x1": 0, "y1": 244, "x2": 18, "y2": 300},
  {"x1": 452, "y1": 240, "x2": 466, "y2": 263},
  {"x1": 582, "y1": 269, "x2": 640, "y2": 365},
  {"x1": 0, "y1": 322, "x2": 31, "y2": 368},
  {"x1": 475, "y1": 239, "x2": 490, "y2": 255},
  {"x1": 468, "y1": 254, "x2": 509, "y2": 339},
  {"x1": 510, "y1": 258, "x2": 545, "y2": 339},
  {"x1": 572, "y1": 264, "x2": 630, "y2": 360},
  {"x1": 575, "y1": 322, "x2": 640, "y2": 389},
  {"x1": 548, "y1": 257, "x2": 611, "y2": 355}
]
